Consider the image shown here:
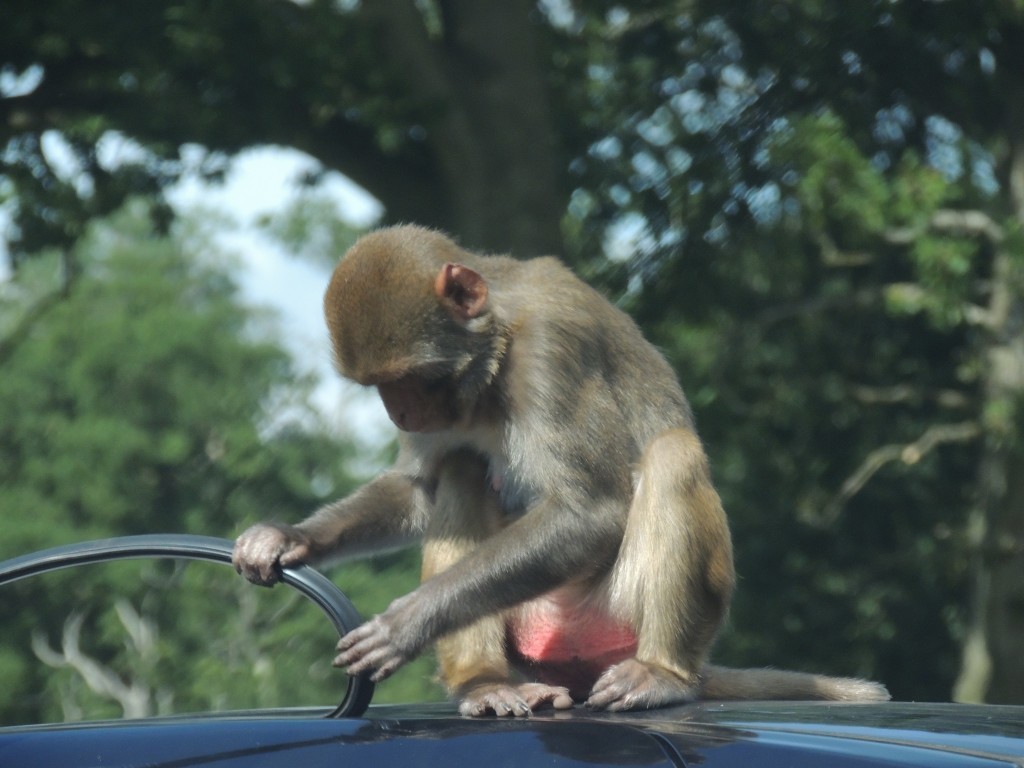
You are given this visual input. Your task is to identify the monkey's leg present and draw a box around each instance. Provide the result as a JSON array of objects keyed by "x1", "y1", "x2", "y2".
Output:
[
  {"x1": 589, "y1": 427, "x2": 735, "y2": 711},
  {"x1": 423, "y1": 449, "x2": 571, "y2": 717}
]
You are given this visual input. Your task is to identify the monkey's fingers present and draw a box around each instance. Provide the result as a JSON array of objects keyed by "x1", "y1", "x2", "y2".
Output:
[
  {"x1": 368, "y1": 657, "x2": 404, "y2": 682},
  {"x1": 231, "y1": 542, "x2": 282, "y2": 586},
  {"x1": 233, "y1": 524, "x2": 311, "y2": 586},
  {"x1": 334, "y1": 621, "x2": 401, "y2": 675},
  {"x1": 335, "y1": 622, "x2": 374, "y2": 655},
  {"x1": 332, "y1": 642, "x2": 374, "y2": 673},
  {"x1": 458, "y1": 684, "x2": 533, "y2": 717},
  {"x1": 278, "y1": 543, "x2": 312, "y2": 567},
  {"x1": 332, "y1": 640, "x2": 369, "y2": 670},
  {"x1": 334, "y1": 640, "x2": 404, "y2": 681}
]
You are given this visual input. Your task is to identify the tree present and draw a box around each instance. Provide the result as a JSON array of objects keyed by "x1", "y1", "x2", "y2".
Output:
[
  {"x1": 0, "y1": 204, "x2": 442, "y2": 723},
  {"x1": 564, "y1": 1, "x2": 1024, "y2": 702},
  {"x1": 0, "y1": 0, "x2": 566, "y2": 261}
]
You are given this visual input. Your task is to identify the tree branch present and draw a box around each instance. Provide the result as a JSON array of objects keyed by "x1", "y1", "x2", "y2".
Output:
[
  {"x1": 0, "y1": 248, "x2": 78, "y2": 366},
  {"x1": 821, "y1": 420, "x2": 982, "y2": 525},
  {"x1": 816, "y1": 208, "x2": 1006, "y2": 270},
  {"x1": 816, "y1": 232, "x2": 875, "y2": 267},
  {"x1": 850, "y1": 383, "x2": 971, "y2": 409},
  {"x1": 885, "y1": 208, "x2": 1006, "y2": 246},
  {"x1": 31, "y1": 603, "x2": 158, "y2": 719}
]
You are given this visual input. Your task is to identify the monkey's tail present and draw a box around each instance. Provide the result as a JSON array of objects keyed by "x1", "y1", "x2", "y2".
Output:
[{"x1": 700, "y1": 663, "x2": 891, "y2": 702}]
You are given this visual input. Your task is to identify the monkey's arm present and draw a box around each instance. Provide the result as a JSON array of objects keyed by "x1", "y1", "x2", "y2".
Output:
[
  {"x1": 298, "y1": 470, "x2": 424, "y2": 559},
  {"x1": 233, "y1": 470, "x2": 422, "y2": 585},
  {"x1": 335, "y1": 488, "x2": 625, "y2": 681}
]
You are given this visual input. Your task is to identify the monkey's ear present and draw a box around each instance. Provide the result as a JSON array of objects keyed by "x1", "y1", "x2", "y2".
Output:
[{"x1": 434, "y1": 263, "x2": 488, "y2": 321}]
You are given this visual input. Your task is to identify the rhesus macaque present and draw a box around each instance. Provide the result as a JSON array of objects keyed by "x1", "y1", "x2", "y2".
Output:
[{"x1": 233, "y1": 225, "x2": 889, "y2": 716}]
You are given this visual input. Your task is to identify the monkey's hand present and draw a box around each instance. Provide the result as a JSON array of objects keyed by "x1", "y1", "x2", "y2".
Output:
[
  {"x1": 333, "y1": 593, "x2": 424, "y2": 682},
  {"x1": 232, "y1": 523, "x2": 313, "y2": 586},
  {"x1": 459, "y1": 683, "x2": 574, "y2": 717}
]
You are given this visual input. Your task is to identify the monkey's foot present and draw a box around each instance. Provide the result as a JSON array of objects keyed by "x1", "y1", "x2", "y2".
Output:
[
  {"x1": 459, "y1": 682, "x2": 573, "y2": 717},
  {"x1": 585, "y1": 659, "x2": 699, "y2": 712}
]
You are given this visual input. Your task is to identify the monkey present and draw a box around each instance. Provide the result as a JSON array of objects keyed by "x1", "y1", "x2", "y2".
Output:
[{"x1": 232, "y1": 224, "x2": 890, "y2": 716}]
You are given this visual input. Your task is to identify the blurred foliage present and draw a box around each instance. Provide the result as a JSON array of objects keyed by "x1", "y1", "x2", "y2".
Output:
[
  {"x1": 0, "y1": 205, "x2": 443, "y2": 723},
  {"x1": 555, "y1": 1, "x2": 1023, "y2": 703}
]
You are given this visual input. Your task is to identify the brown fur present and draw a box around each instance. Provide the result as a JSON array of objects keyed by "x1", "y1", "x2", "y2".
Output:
[{"x1": 233, "y1": 225, "x2": 889, "y2": 715}]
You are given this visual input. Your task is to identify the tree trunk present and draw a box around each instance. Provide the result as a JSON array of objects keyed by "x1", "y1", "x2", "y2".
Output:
[
  {"x1": 954, "y1": 95, "x2": 1024, "y2": 704},
  {"x1": 365, "y1": 0, "x2": 567, "y2": 258}
]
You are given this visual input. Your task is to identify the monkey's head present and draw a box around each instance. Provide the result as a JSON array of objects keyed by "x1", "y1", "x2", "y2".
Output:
[{"x1": 324, "y1": 226, "x2": 503, "y2": 433}]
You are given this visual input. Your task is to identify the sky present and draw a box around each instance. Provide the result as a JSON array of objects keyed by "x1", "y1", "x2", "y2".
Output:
[{"x1": 165, "y1": 145, "x2": 394, "y2": 452}]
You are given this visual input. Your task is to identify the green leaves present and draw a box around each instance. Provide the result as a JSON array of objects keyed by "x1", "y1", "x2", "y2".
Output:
[{"x1": 773, "y1": 112, "x2": 890, "y2": 239}]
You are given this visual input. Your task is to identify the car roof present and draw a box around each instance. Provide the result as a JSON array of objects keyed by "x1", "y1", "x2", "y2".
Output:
[
  {"x1": 3, "y1": 538, "x2": 1022, "y2": 766},
  {"x1": 3, "y1": 700, "x2": 1023, "y2": 768}
]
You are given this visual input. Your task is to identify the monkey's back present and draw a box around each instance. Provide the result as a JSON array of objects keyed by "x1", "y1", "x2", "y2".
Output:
[{"x1": 490, "y1": 254, "x2": 694, "y2": 465}]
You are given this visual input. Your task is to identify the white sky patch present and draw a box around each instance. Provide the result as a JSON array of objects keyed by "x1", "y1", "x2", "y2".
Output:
[{"x1": 166, "y1": 145, "x2": 393, "y2": 453}]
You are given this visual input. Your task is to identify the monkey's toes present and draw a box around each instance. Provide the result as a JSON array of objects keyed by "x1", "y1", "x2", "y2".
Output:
[
  {"x1": 459, "y1": 684, "x2": 533, "y2": 717},
  {"x1": 516, "y1": 683, "x2": 574, "y2": 711},
  {"x1": 586, "y1": 659, "x2": 699, "y2": 712}
]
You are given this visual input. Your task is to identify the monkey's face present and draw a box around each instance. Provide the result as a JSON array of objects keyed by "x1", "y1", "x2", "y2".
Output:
[
  {"x1": 377, "y1": 373, "x2": 460, "y2": 432},
  {"x1": 323, "y1": 227, "x2": 496, "y2": 433}
]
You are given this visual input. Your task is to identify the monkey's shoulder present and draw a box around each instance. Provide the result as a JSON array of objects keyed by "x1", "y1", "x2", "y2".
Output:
[{"x1": 493, "y1": 259, "x2": 691, "y2": 436}]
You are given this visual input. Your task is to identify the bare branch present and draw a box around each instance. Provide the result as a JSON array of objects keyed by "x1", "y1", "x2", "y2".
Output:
[
  {"x1": 113, "y1": 599, "x2": 158, "y2": 663},
  {"x1": 31, "y1": 609, "x2": 156, "y2": 719},
  {"x1": 818, "y1": 208, "x2": 1005, "y2": 274},
  {"x1": 0, "y1": 247, "x2": 79, "y2": 366},
  {"x1": 884, "y1": 281, "x2": 994, "y2": 327},
  {"x1": 886, "y1": 208, "x2": 1006, "y2": 246},
  {"x1": 594, "y1": 1, "x2": 699, "y2": 40},
  {"x1": 816, "y1": 232, "x2": 875, "y2": 267},
  {"x1": 821, "y1": 420, "x2": 982, "y2": 525},
  {"x1": 849, "y1": 383, "x2": 918, "y2": 405},
  {"x1": 850, "y1": 384, "x2": 971, "y2": 409}
]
